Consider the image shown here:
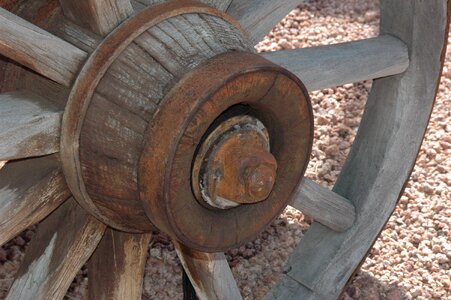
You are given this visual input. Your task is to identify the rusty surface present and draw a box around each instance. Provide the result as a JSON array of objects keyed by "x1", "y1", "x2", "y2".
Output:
[
  {"x1": 192, "y1": 115, "x2": 277, "y2": 209},
  {"x1": 139, "y1": 51, "x2": 314, "y2": 252}
]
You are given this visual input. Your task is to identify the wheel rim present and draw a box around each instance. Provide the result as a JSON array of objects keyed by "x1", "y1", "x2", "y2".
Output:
[{"x1": 0, "y1": 1, "x2": 448, "y2": 299}]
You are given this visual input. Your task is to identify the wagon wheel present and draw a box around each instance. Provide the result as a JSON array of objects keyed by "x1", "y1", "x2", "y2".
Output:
[{"x1": 0, "y1": 0, "x2": 449, "y2": 299}]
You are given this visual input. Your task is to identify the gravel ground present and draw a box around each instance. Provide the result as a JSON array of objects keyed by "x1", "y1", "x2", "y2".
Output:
[{"x1": 0, "y1": 0, "x2": 450, "y2": 299}]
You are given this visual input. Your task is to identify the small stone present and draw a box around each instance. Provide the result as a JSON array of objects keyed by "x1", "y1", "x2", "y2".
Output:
[
  {"x1": 325, "y1": 144, "x2": 340, "y2": 156},
  {"x1": 317, "y1": 116, "x2": 329, "y2": 125},
  {"x1": 386, "y1": 288, "x2": 403, "y2": 300}
]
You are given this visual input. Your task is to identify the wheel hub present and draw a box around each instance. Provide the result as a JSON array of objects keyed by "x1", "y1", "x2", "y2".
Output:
[
  {"x1": 192, "y1": 115, "x2": 277, "y2": 209},
  {"x1": 61, "y1": 1, "x2": 314, "y2": 251}
]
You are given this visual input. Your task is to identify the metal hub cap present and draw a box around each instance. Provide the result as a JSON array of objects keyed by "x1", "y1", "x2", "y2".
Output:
[{"x1": 192, "y1": 115, "x2": 277, "y2": 209}]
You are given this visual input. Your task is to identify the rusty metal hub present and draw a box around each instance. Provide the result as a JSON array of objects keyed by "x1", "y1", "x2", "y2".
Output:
[
  {"x1": 139, "y1": 52, "x2": 314, "y2": 252},
  {"x1": 192, "y1": 115, "x2": 277, "y2": 209}
]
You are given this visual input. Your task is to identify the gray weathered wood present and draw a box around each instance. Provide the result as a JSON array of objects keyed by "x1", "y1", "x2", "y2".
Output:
[
  {"x1": 175, "y1": 243, "x2": 242, "y2": 300},
  {"x1": 134, "y1": 0, "x2": 232, "y2": 11},
  {"x1": 227, "y1": 0, "x2": 302, "y2": 43},
  {"x1": 201, "y1": 0, "x2": 232, "y2": 11},
  {"x1": 290, "y1": 179, "x2": 355, "y2": 232},
  {"x1": 59, "y1": 0, "x2": 133, "y2": 36},
  {"x1": 88, "y1": 230, "x2": 152, "y2": 300},
  {"x1": 0, "y1": 155, "x2": 71, "y2": 246},
  {"x1": 67, "y1": 11, "x2": 251, "y2": 231},
  {"x1": 0, "y1": 8, "x2": 87, "y2": 86},
  {"x1": 0, "y1": 92, "x2": 62, "y2": 160},
  {"x1": 265, "y1": 1, "x2": 449, "y2": 299},
  {"x1": 6, "y1": 198, "x2": 106, "y2": 300},
  {"x1": 262, "y1": 35, "x2": 409, "y2": 91}
]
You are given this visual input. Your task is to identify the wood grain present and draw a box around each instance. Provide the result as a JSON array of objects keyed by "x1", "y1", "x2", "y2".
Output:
[
  {"x1": 291, "y1": 178, "x2": 355, "y2": 232},
  {"x1": 88, "y1": 229, "x2": 152, "y2": 300},
  {"x1": 265, "y1": 1, "x2": 449, "y2": 299},
  {"x1": 0, "y1": 155, "x2": 71, "y2": 246},
  {"x1": 6, "y1": 198, "x2": 106, "y2": 300},
  {"x1": 175, "y1": 243, "x2": 242, "y2": 300},
  {"x1": 0, "y1": 7, "x2": 87, "y2": 86},
  {"x1": 227, "y1": 0, "x2": 302, "y2": 43},
  {"x1": 59, "y1": 0, "x2": 134, "y2": 36},
  {"x1": 72, "y1": 7, "x2": 249, "y2": 231},
  {"x1": 135, "y1": 0, "x2": 232, "y2": 11},
  {"x1": 262, "y1": 35, "x2": 409, "y2": 92},
  {"x1": 0, "y1": 92, "x2": 62, "y2": 160}
]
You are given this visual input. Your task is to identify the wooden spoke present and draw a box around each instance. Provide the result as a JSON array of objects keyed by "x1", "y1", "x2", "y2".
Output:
[
  {"x1": 227, "y1": 0, "x2": 301, "y2": 43},
  {"x1": 290, "y1": 179, "x2": 356, "y2": 232},
  {"x1": 175, "y1": 242, "x2": 242, "y2": 300},
  {"x1": 0, "y1": 92, "x2": 63, "y2": 161},
  {"x1": 87, "y1": 229, "x2": 152, "y2": 300},
  {"x1": 262, "y1": 35, "x2": 409, "y2": 91},
  {"x1": 0, "y1": 155, "x2": 71, "y2": 246},
  {"x1": 59, "y1": 0, "x2": 134, "y2": 36},
  {"x1": 0, "y1": 8, "x2": 87, "y2": 86},
  {"x1": 6, "y1": 198, "x2": 106, "y2": 300}
]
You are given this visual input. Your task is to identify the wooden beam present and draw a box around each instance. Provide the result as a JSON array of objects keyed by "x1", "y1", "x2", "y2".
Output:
[
  {"x1": 0, "y1": 156, "x2": 71, "y2": 246},
  {"x1": 59, "y1": 0, "x2": 134, "y2": 36},
  {"x1": 227, "y1": 0, "x2": 301, "y2": 43},
  {"x1": 0, "y1": 8, "x2": 87, "y2": 86},
  {"x1": 290, "y1": 179, "x2": 355, "y2": 232},
  {"x1": 175, "y1": 242, "x2": 242, "y2": 300},
  {"x1": 87, "y1": 230, "x2": 152, "y2": 300},
  {"x1": 0, "y1": 92, "x2": 62, "y2": 161},
  {"x1": 6, "y1": 198, "x2": 106, "y2": 300},
  {"x1": 262, "y1": 35, "x2": 409, "y2": 91}
]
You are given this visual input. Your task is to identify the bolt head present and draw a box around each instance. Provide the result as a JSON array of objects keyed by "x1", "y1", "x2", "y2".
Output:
[{"x1": 244, "y1": 163, "x2": 277, "y2": 202}]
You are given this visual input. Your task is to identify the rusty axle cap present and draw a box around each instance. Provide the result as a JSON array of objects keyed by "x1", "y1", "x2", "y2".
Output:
[
  {"x1": 139, "y1": 52, "x2": 314, "y2": 252},
  {"x1": 192, "y1": 115, "x2": 278, "y2": 209}
]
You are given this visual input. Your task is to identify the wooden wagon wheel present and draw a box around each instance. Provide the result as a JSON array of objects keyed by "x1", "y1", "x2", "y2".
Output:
[{"x1": 0, "y1": 0, "x2": 449, "y2": 299}]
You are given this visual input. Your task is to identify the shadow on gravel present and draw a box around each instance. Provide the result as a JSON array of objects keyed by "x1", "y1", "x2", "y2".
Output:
[{"x1": 341, "y1": 271, "x2": 410, "y2": 300}]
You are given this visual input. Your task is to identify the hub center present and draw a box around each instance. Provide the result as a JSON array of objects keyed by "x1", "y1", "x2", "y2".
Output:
[
  {"x1": 192, "y1": 115, "x2": 277, "y2": 209},
  {"x1": 62, "y1": 1, "x2": 314, "y2": 252}
]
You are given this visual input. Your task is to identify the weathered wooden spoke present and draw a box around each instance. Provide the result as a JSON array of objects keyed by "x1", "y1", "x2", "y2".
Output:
[
  {"x1": 227, "y1": 0, "x2": 302, "y2": 44},
  {"x1": 175, "y1": 242, "x2": 242, "y2": 300},
  {"x1": 262, "y1": 35, "x2": 409, "y2": 92},
  {"x1": 0, "y1": 7, "x2": 87, "y2": 86},
  {"x1": 0, "y1": 92, "x2": 63, "y2": 160},
  {"x1": 6, "y1": 198, "x2": 106, "y2": 300},
  {"x1": 291, "y1": 179, "x2": 356, "y2": 232},
  {"x1": 0, "y1": 0, "x2": 448, "y2": 299},
  {"x1": 0, "y1": 155, "x2": 71, "y2": 246},
  {"x1": 88, "y1": 229, "x2": 152, "y2": 300},
  {"x1": 59, "y1": 0, "x2": 134, "y2": 36}
]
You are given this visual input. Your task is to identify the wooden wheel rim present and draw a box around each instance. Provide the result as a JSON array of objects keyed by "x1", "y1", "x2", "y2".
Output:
[
  {"x1": 0, "y1": 0, "x2": 448, "y2": 299},
  {"x1": 266, "y1": 2, "x2": 451, "y2": 298}
]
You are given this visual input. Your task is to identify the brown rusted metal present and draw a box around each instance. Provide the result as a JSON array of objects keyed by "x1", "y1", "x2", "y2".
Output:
[
  {"x1": 139, "y1": 51, "x2": 313, "y2": 252},
  {"x1": 192, "y1": 115, "x2": 277, "y2": 209}
]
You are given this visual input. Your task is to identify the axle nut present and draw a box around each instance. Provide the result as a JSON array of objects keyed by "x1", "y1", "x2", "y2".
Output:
[
  {"x1": 244, "y1": 161, "x2": 277, "y2": 202},
  {"x1": 192, "y1": 115, "x2": 277, "y2": 209}
]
